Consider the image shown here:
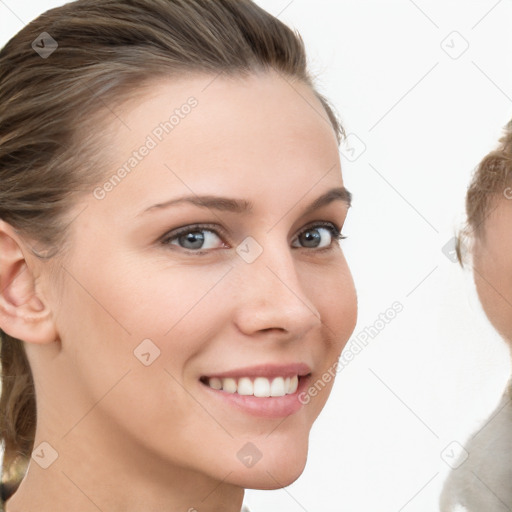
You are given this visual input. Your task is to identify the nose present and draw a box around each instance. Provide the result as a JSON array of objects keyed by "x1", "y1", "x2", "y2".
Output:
[{"x1": 231, "y1": 240, "x2": 321, "y2": 341}]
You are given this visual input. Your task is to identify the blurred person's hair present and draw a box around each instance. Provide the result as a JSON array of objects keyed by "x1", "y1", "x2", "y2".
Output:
[{"x1": 457, "y1": 119, "x2": 512, "y2": 263}]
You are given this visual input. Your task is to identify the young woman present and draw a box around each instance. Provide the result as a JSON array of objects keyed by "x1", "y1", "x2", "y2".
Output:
[
  {"x1": 0, "y1": 1, "x2": 357, "y2": 510},
  {"x1": 440, "y1": 121, "x2": 512, "y2": 511}
]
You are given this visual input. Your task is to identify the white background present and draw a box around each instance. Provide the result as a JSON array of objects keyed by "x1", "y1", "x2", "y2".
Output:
[{"x1": 1, "y1": 1, "x2": 512, "y2": 511}]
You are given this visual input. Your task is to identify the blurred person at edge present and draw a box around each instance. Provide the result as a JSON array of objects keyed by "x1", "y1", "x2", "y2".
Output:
[{"x1": 440, "y1": 120, "x2": 512, "y2": 512}]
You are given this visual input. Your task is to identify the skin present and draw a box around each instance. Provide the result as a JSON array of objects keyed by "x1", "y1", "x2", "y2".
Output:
[
  {"x1": 473, "y1": 195, "x2": 512, "y2": 345},
  {"x1": 0, "y1": 71, "x2": 357, "y2": 512}
]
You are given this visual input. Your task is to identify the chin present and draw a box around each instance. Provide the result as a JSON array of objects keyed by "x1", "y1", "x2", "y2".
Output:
[{"x1": 229, "y1": 440, "x2": 309, "y2": 490}]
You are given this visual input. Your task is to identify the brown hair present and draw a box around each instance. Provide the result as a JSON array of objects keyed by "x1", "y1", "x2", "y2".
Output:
[
  {"x1": 0, "y1": 0, "x2": 344, "y2": 497},
  {"x1": 457, "y1": 119, "x2": 512, "y2": 264}
]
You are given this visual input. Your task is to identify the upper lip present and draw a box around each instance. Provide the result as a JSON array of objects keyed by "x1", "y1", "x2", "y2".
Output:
[{"x1": 202, "y1": 363, "x2": 312, "y2": 379}]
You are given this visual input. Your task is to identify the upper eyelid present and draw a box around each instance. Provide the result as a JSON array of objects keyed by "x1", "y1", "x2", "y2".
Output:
[{"x1": 162, "y1": 223, "x2": 227, "y2": 242}]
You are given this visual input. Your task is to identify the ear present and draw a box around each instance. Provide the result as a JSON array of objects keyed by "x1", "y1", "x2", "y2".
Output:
[{"x1": 0, "y1": 219, "x2": 58, "y2": 345}]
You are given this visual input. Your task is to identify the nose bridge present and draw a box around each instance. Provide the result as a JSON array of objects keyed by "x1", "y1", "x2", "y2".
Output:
[{"x1": 232, "y1": 234, "x2": 320, "y2": 335}]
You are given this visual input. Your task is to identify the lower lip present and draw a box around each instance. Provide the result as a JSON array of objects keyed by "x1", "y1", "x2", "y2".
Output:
[{"x1": 200, "y1": 375, "x2": 311, "y2": 418}]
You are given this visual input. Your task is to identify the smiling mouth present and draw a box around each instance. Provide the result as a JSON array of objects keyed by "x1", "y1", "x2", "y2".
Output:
[{"x1": 200, "y1": 375, "x2": 305, "y2": 397}]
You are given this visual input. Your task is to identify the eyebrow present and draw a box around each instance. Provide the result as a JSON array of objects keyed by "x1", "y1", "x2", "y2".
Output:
[{"x1": 140, "y1": 186, "x2": 351, "y2": 216}]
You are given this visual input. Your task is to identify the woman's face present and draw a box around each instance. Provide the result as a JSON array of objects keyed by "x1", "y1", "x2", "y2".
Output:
[
  {"x1": 36, "y1": 72, "x2": 357, "y2": 490},
  {"x1": 473, "y1": 195, "x2": 512, "y2": 344}
]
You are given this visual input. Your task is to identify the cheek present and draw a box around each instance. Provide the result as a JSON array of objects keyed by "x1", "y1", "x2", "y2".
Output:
[
  {"x1": 63, "y1": 255, "x2": 230, "y2": 338},
  {"x1": 55, "y1": 256, "x2": 231, "y2": 401},
  {"x1": 474, "y1": 253, "x2": 512, "y2": 345},
  {"x1": 54, "y1": 258, "x2": 235, "y2": 449},
  {"x1": 307, "y1": 259, "x2": 357, "y2": 349}
]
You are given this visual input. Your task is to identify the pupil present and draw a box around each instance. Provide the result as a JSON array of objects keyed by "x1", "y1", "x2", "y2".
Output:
[
  {"x1": 181, "y1": 231, "x2": 204, "y2": 249},
  {"x1": 301, "y1": 229, "x2": 320, "y2": 247}
]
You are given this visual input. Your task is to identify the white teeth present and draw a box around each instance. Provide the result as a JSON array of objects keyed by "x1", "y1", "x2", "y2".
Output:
[
  {"x1": 253, "y1": 377, "x2": 271, "y2": 397},
  {"x1": 237, "y1": 377, "x2": 253, "y2": 396},
  {"x1": 209, "y1": 377, "x2": 222, "y2": 390},
  {"x1": 289, "y1": 375, "x2": 299, "y2": 394},
  {"x1": 270, "y1": 377, "x2": 285, "y2": 397},
  {"x1": 206, "y1": 375, "x2": 301, "y2": 397},
  {"x1": 222, "y1": 378, "x2": 237, "y2": 394}
]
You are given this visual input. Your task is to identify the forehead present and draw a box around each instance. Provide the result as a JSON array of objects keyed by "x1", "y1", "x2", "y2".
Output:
[
  {"x1": 91, "y1": 71, "x2": 343, "y2": 215},
  {"x1": 114, "y1": 71, "x2": 338, "y2": 150},
  {"x1": 471, "y1": 195, "x2": 512, "y2": 261}
]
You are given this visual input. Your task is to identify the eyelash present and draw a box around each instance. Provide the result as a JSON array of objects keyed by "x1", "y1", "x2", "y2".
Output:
[{"x1": 159, "y1": 221, "x2": 346, "y2": 255}]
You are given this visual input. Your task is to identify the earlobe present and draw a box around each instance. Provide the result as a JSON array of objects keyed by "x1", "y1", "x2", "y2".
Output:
[{"x1": 0, "y1": 220, "x2": 58, "y2": 345}]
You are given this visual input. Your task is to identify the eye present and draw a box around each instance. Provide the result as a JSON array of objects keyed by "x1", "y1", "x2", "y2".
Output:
[
  {"x1": 160, "y1": 221, "x2": 346, "y2": 254},
  {"x1": 161, "y1": 224, "x2": 227, "y2": 251},
  {"x1": 292, "y1": 222, "x2": 346, "y2": 249}
]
